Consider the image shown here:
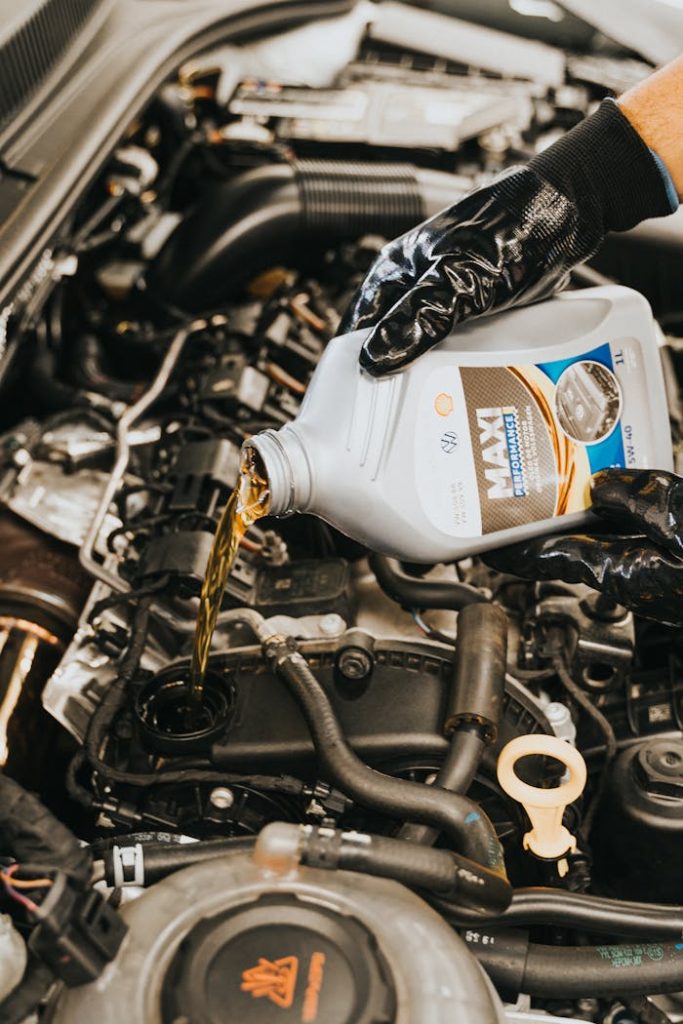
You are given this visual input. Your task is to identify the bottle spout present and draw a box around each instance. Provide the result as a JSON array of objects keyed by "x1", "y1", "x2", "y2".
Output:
[{"x1": 243, "y1": 426, "x2": 312, "y2": 517}]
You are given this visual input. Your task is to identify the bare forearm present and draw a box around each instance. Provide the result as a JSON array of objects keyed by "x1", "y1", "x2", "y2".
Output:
[{"x1": 619, "y1": 55, "x2": 683, "y2": 199}]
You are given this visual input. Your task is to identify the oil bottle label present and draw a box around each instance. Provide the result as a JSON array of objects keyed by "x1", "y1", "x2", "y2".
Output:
[{"x1": 416, "y1": 340, "x2": 645, "y2": 537}]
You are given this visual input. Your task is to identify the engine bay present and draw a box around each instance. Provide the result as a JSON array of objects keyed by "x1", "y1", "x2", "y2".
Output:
[{"x1": 2, "y1": 6, "x2": 683, "y2": 1023}]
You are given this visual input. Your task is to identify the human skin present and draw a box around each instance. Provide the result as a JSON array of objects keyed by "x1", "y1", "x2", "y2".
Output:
[{"x1": 619, "y1": 55, "x2": 683, "y2": 199}]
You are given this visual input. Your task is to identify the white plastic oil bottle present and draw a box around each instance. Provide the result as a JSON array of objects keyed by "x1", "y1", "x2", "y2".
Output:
[{"x1": 245, "y1": 286, "x2": 673, "y2": 562}]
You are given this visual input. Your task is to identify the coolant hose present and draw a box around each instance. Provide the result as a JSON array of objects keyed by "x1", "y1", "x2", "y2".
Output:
[
  {"x1": 395, "y1": 736, "x2": 483, "y2": 845},
  {"x1": 290, "y1": 824, "x2": 511, "y2": 915},
  {"x1": 263, "y1": 635, "x2": 506, "y2": 874},
  {"x1": 370, "y1": 554, "x2": 487, "y2": 611},
  {"x1": 254, "y1": 822, "x2": 510, "y2": 914},
  {"x1": 433, "y1": 728, "x2": 486, "y2": 795},
  {"x1": 101, "y1": 836, "x2": 255, "y2": 887},
  {"x1": 434, "y1": 887, "x2": 683, "y2": 940},
  {"x1": 400, "y1": 602, "x2": 507, "y2": 845},
  {"x1": 146, "y1": 160, "x2": 469, "y2": 312},
  {"x1": 467, "y1": 929, "x2": 683, "y2": 998}
]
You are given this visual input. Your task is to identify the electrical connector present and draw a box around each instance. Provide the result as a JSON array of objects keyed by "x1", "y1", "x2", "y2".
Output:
[{"x1": 29, "y1": 874, "x2": 127, "y2": 987}]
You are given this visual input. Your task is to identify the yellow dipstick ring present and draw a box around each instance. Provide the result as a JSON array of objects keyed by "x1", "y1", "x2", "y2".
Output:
[{"x1": 497, "y1": 734, "x2": 587, "y2": 862}]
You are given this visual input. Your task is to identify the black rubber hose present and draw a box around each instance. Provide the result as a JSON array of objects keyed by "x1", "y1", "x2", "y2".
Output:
[
  {"x1": 31, "y1": 323, "x2": 86, "y2": 413},
  {"x1": 399, "y1": 603, "x2": 507, "y2": 845},
  {"x1": 434, "y1": 887, "x2": 683, "y2": 940},
  {"x1": 146, "y1": 160, "x2": 467, "y2": 313},
  {"x1": 102, "y1": 836, "x2": 255, "y2": 887},
  {"x1": 69, "y1": 334, "x2": 140, "y2": 403},
  {"x1": 435, "y1": 727, "x2": 486, "y2": 794},
  {"x1": 444, "y1": 603, "x2": 507, "y2": 736},
  {"x1": 0, "y1": 957, "x2": 56, "y2": 1024},
  {"x1": 398, "y1": 728, "x2": 488, "y2": 847},
  {"x1": 0, "y1": 773, "x2": 90, "y2": 886},
  {"x1": 472, "y1": 932, "x2": 683, "y2": 998},
  {"x1": 369, "y1": 554, "x2": 487, "y2": 611},
  {"x1": 264, "y1": 636, "x2": 506, "y2": 874},
  {"x1": 298, "y1": 826, "x2": 511, "y2": 915}
]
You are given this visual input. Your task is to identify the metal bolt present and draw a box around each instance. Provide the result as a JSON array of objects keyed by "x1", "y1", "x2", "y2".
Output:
[
  {"x1": 209, "y1": 787, "x2": 235, "y2": 810},
  {"x1": 337, "y1": 647, "x2": 373, "y2": 681}
]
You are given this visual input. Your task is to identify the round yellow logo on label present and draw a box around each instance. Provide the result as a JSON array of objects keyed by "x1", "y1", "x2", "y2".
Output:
[{"x1": 434, "y1": 392, "x2": 454, "y2": 417}]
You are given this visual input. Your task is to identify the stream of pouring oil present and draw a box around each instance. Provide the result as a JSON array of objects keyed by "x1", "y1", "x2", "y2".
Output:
[{"x1": 188, "y1": 449, "x2": 270, "y2": 718}]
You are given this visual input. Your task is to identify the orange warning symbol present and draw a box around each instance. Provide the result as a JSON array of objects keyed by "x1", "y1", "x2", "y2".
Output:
[{"x1": 241, "y1": 956, "x2": 299, "y2": 1009}]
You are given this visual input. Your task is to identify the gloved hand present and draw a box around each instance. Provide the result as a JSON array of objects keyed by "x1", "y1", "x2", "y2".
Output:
[
  {"x1": 343, "y1": 100, "x2": 674, "y2": 376},
  {"x1": 486, "y1": 468, "x2": 683, "y2": 626}
]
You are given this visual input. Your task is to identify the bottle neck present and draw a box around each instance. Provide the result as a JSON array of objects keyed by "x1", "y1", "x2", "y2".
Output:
[{"x1": 244, "y1": 426, "x2": 312, "y2": 516}]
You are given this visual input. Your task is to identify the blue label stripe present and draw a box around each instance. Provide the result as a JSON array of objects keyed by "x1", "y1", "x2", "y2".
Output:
[{"x1": 537, "y1": 342, "x2": 614, "y2": 384}]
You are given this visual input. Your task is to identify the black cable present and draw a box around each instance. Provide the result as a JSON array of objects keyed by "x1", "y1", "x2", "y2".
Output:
[
  {"x1": 264, "y1": 635, "x2": 506, "y2": 873},
  {"x1": 370, "y1": 554, "x2": 487, "y2": 611},
  {"x1": 84, "y1": 595, "x2": 156, "y2": 784},
  {"x1": 550, "y1": 634, "x2": 616, "y2": 833},
  {"x1": 88, "y1": 575, "x2": 171, "y2": 624},
  {"x1": 155, "y1": 134, "x2": 198, "y2": 204},
  {"x1": 70, "y1": 744, "x2": 305, "y2": 803},
  {"x1": 0, "y1": 773, "x2": 90, "y2": 886},
  {"x1": 66, "y1": 750, "x2": 96, "y2": 808},
  {"x1": 72, "y1": 192, "x2": 126, "y2": 249}
]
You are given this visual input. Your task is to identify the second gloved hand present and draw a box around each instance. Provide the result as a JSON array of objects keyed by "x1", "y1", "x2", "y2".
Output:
[
  {"x1": 343, "y1": 100, "x2": 673, "y2": 376},
  {"x1": 486, "y1": 468, "x2": 683, "y2": 626}
]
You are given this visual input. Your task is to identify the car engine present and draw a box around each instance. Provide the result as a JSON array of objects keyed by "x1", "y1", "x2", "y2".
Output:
[{"x1": 1, "y1": 6, "x2": 683, "y2": 1024}]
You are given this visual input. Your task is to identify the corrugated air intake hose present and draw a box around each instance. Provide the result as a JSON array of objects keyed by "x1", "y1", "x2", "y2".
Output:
[{"x1": 145, "y1": 159, "x2": 467, "y2": 313}]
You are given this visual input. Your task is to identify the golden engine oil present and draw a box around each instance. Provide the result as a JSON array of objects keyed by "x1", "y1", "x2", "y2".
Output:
[
  {"x1": 244, "y1": 286, "x2": 673, "y2": 563},
  {"x1": 189, "y1": 448, "x2": 269, "y2": 701}
]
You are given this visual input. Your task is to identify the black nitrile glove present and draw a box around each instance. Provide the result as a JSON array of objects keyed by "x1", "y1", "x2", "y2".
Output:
[
  {"x1": 343, "y1": 100, "x2": 674, "y2": 376},
  {"x1": 486, "y1": 469, "x2": 683, "y2": 626}
]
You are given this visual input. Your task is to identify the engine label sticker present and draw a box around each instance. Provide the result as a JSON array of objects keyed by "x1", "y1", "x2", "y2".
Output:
[
  {"x1": 416, "y1": 339, "x2": 645, "y2": 537},
  {"x1": 595, "y1": 944, "x2": 666, "y2": 968}
]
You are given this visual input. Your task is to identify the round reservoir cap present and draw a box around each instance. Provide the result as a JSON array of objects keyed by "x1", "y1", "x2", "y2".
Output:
[{"x1": 161, "y1": 894, "x2": 396, "y2": 1024}]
